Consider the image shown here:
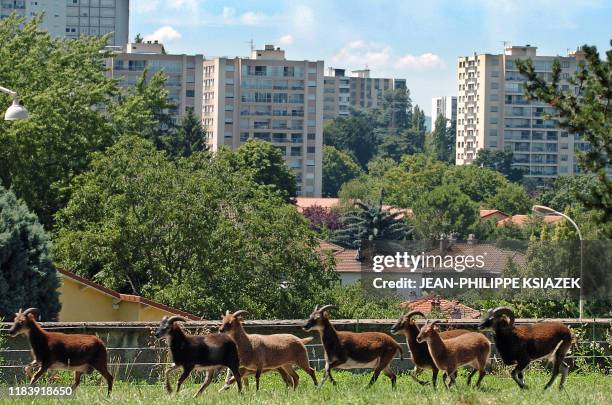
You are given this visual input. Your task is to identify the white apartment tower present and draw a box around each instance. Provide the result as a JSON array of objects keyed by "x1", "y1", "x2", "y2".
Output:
[
  {"x1": 202, "y1": 45, "x2": 324, "y2": 197},
  {"x1": 456, "y1": 45, "x2": 588, "y2": 179},
  {"x1": 0, "y1": 0, "x2": 129, "y2": 46},
  {"x1": 431, "y1": 96, "x2": 457, "y2": 131},
  {"x1": 106, "y1": 41, "x2": 203, "y2": 122},
  {"x1": 323, "y1": 68, "x2": 407, "y2": 121}
]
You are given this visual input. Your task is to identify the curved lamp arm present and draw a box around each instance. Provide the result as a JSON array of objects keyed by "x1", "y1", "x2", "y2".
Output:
[
  {"x1": 0, "y1": 86, "x2": 17, "y2": 98},
  {"x1": 532, "y1": 205, "x2": 583, "y2": 240}
]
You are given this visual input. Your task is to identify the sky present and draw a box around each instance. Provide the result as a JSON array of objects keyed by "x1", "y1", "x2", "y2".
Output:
[{"x1": 130, "y1": 0, "x2": 611, "y2": 116}]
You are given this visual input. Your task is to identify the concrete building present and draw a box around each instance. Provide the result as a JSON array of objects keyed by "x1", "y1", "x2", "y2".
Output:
[
  {"x1": 1, "y1": 0, "x2": 129, "y2": 46},
  {"x1": 456, "y1": 45, "x2": 589, "y2": 179},
  {"x1": 202, "y1": 45, "x2": 324, "y2": 197},
  {"x1": 105, "y1": 41, "x2": 204, "y2": 122},
  {"x1": 431, "y1": 96, "x2": 457, "y2": 131},
  {"x1": 323, "y1": 68, "x2": 407, "y2": 121}
]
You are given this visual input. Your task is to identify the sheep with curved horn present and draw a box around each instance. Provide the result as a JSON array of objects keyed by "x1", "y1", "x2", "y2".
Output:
[
  {"x1": 417, "y1": 319, "x2": 491, "y2": 388},
  {"x1": 155, "y1": 315, "x2": 242, "y2": 396},
  {"x1": 8, "y1": 308, "x2": 113, "y2": 395},
  {"x1": 303, "y1": 304, "x2": 403, "y2": 389},
  {"x1": 390, "y1": 310, "x2": 470, "y2": 387},
  {"x1": 219, "y1": 309, "x2": 318, "y2": 391},
  {"x1": 479, "y1": 307, "x2": 573, "y2": 389}
]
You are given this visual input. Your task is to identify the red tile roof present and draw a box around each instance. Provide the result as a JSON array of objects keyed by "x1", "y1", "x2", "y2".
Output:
[
  {"x1": 498, "y1": 214, "x2": 562, "y2": 227},
  {"x1": 57, "y1": 268, "x2": 200, "y2": 320},
  {"x1": 316, "y1": 240, "x2": 363, "y2": 273},
  {"x1": 480, "y1": 209, "x2": 509, "y2": 220},
  {"x1": 401, "y1": 295, "x2": 482, "y2": 319}
]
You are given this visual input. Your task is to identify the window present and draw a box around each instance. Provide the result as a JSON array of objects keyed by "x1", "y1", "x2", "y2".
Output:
[
  {"x1": 186, "y1": 89, "x2": 195, "y2": 97},
  {"x1": 225, "y1": 104, "x2": 233, "y2": 111},
  {"x1": 307, "y1": 146, "x2": 316, "y2": 154},
  {"x1": 226, "y1": 65, "x2": 235, "y2": 72}
]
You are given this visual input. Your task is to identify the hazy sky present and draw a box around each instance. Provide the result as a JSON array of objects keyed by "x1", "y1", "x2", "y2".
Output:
[{"x1": 130, "y1": 0, "x2": 611, "y2": 116}]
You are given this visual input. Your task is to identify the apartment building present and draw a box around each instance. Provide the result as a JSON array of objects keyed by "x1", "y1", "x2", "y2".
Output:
[
  {"x1": 202, "y1": 45, "x2": 324, "y2": 197},
  {"x1": 431, "y1": 96, "x2": 457, "y2": 131},
  {"x1": 1, "y1": 0, "x2": 129, "y2": 46},
  {"x1": 323, "y1": 68, "x2": 407, "y2": 121},
  {"x1": 456, "y1": 45, "x2": 588, "y2": 179},
  {"x1": 105, "y1": 41, "x2": 203, "y2": 122}
]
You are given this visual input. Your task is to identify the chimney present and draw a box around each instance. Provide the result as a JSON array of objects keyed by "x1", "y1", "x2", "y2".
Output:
[
  {"x1": 467, "y1": 234, "x2": 477, "y2": 245},
  {"x1": 439, "y1": 234, "x2": 448, "y2": 254}
]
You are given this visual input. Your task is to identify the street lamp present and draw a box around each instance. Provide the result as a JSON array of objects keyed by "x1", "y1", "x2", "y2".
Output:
[
  {"x1": 0, "y1": 86, "x2": 29, "y2": 121},
  {"x1": 532, "y1": 204, "x2": 584, "y2": 319}
]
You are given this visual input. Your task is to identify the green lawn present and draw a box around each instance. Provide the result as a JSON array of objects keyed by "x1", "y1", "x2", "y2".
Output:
[{"x1": 2, "y1": 369, "x2": 611, "y2": 404}]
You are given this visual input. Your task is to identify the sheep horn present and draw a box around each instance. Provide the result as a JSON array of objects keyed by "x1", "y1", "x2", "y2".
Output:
[
  {"x1": 317, "y1": 305, "x2": 336, "y2": 313},
  {"x1": 233, "y1": 310, "x2": 248, "y2": 318},
  {"x1": 405, "y1": 311, "x2": 426, "y2": 320},
  {"x1": 429, "y1": 320, "x2": 441, "y2": 328},
  {"x1": 23, "y1": 308, "x2": 39, "y2": 317},
  {"x1": 492, "y1": 307, "x2": 515, "y2": 326},
  {"x1": 314, "y1": 304, "x2": 321, "y2": 312},
  {"x1": 166, "y1": 316, "x2": 187, "y2": 324}
]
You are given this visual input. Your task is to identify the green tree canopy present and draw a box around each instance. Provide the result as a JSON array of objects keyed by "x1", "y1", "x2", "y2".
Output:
[
  {"x1": 323, "y1": 145, "x2": 363, "y2": 197},
  {"x1": 323, "y1": 111, "x2": 379, "y2": 167},
  {"x1": 428, "y1": 115, "x2": 456, "y2": 163},
  {"x1": 412, "y1": 185, "x2": 479, "y2": 238},
  {"x1": 473, "y1": 149, "x2": 524, "y2": 182},
  {"x1": 225, "y1": 139, "x2": 297, "y2": 200},
  {"x1": 0, "y1": 187, "x2": 60, "y2": 320},
  {"x1": 484, "y1": 182, "x2": 533, "y2": 215},
  {"x1": 53, "y1": 136, "x2": 333, "y2": 318}
]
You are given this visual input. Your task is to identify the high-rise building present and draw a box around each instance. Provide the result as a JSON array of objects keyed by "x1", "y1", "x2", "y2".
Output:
[
  {"x1": 431, "y1": 96, "x2": 457, "y2": 131},
  {"x1": 105, "y1": 41, "x2": 203, "y2": 122},
  {"x1": 323, "y1": 68, "x2": 407, "y2": 121},
  {"x1": 202, "y1": 45, "x2": 324, "y2": 197},
  {"x1": 1, "y1": 0, "x2": 129, "y2": 46},
  {"x1": 456, "y1": 45, "x2": 589, "y2": 179}
]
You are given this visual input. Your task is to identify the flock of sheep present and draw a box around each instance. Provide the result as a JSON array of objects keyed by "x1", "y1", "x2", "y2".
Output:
[{"x1": 7, "y1": 305, "x2": 574, "y2": 397}]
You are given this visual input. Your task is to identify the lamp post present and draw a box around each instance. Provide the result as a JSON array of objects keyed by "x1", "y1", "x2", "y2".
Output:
[
  {"x1": 532, "y1": 204, "x2": 584, "y2": 319},
  {"x1": 0, "y1": 86, "x2": 29, "y2": 121}
]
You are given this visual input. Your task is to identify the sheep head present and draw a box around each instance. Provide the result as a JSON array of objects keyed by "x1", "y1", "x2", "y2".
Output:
[
  {"x1": 390, "y1": 311, "x2": 425, "y2": 335},
  {"x1": 479, "y1": 307, "x2": 515, "y2": 330},
  {"x1": 8, "y1": 308, "x2": 39, "y2": 337},
  {"x1": 416, "y1": 319, "x2": 441, "y2": 343},
  {"x1": 219, "y1": 310, "x2": 247, "y2": 334},
  {"x1": 302, "y1": 304, "x2": 336, "y2": 332}
]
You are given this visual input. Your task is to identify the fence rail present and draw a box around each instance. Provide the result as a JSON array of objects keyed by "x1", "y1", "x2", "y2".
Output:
[{"x1": 1, "y1": 319, "x2": 610, "y2": 380}]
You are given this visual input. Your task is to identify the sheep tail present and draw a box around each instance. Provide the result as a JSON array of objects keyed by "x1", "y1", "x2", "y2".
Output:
[{"x1": 301, "y1": 337, "x2": 314, "y2": 345}]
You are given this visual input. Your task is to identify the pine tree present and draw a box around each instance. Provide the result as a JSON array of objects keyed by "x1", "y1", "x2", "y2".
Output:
[{"x1": 0, "y1": 187, "x2": 60, "y2": 320}]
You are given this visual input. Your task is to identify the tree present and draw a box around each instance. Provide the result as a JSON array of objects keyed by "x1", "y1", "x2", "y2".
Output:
[
  {"x1": 538, "y1": 175, "x2": 598, "y2": 212},
  {"x1": 110, "y1": 69, "x2": 176, "y2": 150},
  {"x1": 302, "y1": 205, "x2": 343, "y2": 239},
  {"x1": 443, "y1": 165, "x2": 509, "y2": 203},
  {"x1": 474, "y1": 149, "x2": 524, "y2": 182},
  {"x1": 54, "y1": 136, "x2": 336, "y2": 319},
  {"x1": 227, "y1": 139, "x2": 297, "y2": 200},
  {"x1": 484, "y1": 183, "x2": 533, "y2": 215},
  {"x1": 165, "y1": 108, "x2": 208, "y2": 158},
  {"x1": 0, "y1": 15, "x2": 119, "y2": 228},
  {"x1": 333, "y1": 190, "x2": 411, "y2": 249},
  {"x1": 412, "y1": 185, "x2": 479, "y2": 238},
  {"x1": 516, "y1": 42, "x2": 611, "y2": 235},
  {"x1": 429, "y1": 114, "x2": 455, "y2": 163},
  {"x1": 0, "y1": 187, "x2": 60, "y2": 320},
  {"x1": 367, "y1": 157, "x2": 397, "y2": 178},
  {"x1": 323, "y1": 111, "x2": 379, "y2": 167},
  {"x1": 376, "y1": 134, "x2": 414, "y2": 162},
  {"x1": 134, "y1": 33, "x2": 143, "y2": 43},
  {"x1": 322, "y1": 145, "x2": 364, "y2": 197},
  {"x1": 375, "y1": 88, "x2": 412, "y2": 130}
]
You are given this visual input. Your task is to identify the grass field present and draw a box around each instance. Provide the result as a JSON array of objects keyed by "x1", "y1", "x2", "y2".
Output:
[{"x1": 2, "y1": 369, "x2": 611, "y2": 404}]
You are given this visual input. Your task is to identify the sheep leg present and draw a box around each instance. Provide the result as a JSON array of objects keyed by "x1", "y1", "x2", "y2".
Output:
[
  {"x1": 558, "y1": 361, "x2": 569, "y2": 390},
  {"x1": 431, "y1": 368, "x2": 438, "y2": 388},
  {"x1": 194, "y1": 370, "x2": 214, "y2": 397},
  {"x1": 544, "y1": 357, "x2": 563, "y2": 390},
  {"x1": 319, "y1": 361, "x2": 338, "y2": 388},
  {"x1": 467, "y1": 368, "x2": 477, "y2": 386},
  {"x1": 93, "y1": 361, "x2": 114, "y2": 396},
  {"x1": 255, "y1": 368, "x2": 262, "y2": 391},
  {"x1": 367, "y1": 368, "x2": 383, "y2": 388},
  {"x1": 409, "y1": 366, "x2": 429, "y2": 386},
  {"x1": 283, "y1": 366, "x2": 300, "y2": 389},
  {"x1": 175, "y1": 365, "x2": 193, "y2": 393},
  {"x1": 382, "y1": 366, "x2": 397, "y2": 389},
  {"x1": 29, "y1": 365, "x2": 48, "y2": 386},
  {"x1": 71, "y1": 371, "x2": 83, "y2": 391},
  {"x1": 295, "y1": 354, "x2": 318, "y2": 386},
  {"x1": 446, "y1": 368, "x2": 457, "y2": 388},
  {"x1": 164, "y1": 364, "x2": 180, "y2": 393},
  {"x1": 511, "y1": 364, "x2": 528, "y2": 389}
]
